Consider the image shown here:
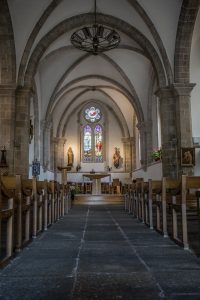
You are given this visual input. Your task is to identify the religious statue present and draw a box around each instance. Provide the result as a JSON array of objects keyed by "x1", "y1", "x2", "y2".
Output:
[
  {"x1": 67, "y1": 147, "x2": 74, "y2": 166},
  {"x1": 95, "y1": 139, "x2": 102, "y2": 156},
  {"x1": 113, "y1": 147, "x2": 121, "y2": 168}
]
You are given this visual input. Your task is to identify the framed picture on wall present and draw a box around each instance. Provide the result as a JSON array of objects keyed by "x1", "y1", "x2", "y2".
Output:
[{"x1": 181, "y1": 147, "x2": 195, "y2": 166}]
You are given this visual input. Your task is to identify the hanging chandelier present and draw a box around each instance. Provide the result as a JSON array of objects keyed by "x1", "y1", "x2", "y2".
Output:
[{"x1": 70, "y1": 0, "x2": 120, "y2": 55}]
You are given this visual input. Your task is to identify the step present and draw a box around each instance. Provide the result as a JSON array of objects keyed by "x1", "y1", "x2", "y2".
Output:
[{"x1": 74, "y1": 194, "x2": 124, "y2": 205}]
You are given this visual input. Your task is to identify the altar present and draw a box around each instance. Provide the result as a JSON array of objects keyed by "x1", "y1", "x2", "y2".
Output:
[{"x1": 83, "y1": 173, "x2": 111, "y2": 195}]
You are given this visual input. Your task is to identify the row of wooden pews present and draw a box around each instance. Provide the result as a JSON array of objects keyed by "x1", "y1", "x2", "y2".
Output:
[
  {"x1": 0, "y1": 176, "x2": 72, "y2": 265},
  {"x1": 124, "y1": 175, "x2": 200, "y2": 254}
]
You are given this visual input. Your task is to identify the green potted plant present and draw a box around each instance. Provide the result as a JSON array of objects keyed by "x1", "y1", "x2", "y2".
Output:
[{"x1": 151, "y1": 148, "x2": 162, "y2": 162}]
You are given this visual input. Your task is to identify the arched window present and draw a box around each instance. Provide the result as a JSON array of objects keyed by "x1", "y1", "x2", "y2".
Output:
[
  {"x1": 94, "y1": 125, "x2": 103, "y2": 162},
  {"x1": 83, "y1": 125, "x2": 92, "y2": 162},
  {"x1": 82, "y1": 105, "x2": 104, "y2": 163}
]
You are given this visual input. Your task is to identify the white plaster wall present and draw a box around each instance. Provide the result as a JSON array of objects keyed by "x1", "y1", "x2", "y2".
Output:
[
  {"x1": 102, "y1": 88, "x2": 133, "y2": 136},
  {"x1": 53, "y1": 89, "x2": 131, "y2": 138},
  {"x1": 139, "y1": 0, "x2": 182, "y2": 70},
  {"x1": 132, "y1": 161, "x2": 163, "y2": 181},
  {"x1": 106, "y1": 50, "x2": 150, "y2": 119},
  {"x1": 37, "y1": 48, "x2": 81, "y2": 119},
  {"x1": 59, "y1": 54, "x2": 131, "y2": 93},
  {"x1": 8, "y1": 0, "x2": 51, "y2": 73}
]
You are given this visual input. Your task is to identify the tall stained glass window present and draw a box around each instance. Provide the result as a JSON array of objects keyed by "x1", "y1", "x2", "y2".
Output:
[
  {"x1": 83, "y1": 125, "x2": 92, "y2": 162},
  {"x1": 94, "y1": 125, "x2": 103, "y2": 162},
  {"x1": 82, "y1": 106, "x2": 104, "y2": 162}
]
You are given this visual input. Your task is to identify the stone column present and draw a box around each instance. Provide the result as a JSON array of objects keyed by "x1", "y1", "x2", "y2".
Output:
[
  {"x1": 14, "y1": 86, "x2": 32, "y2": 178},
  {"x1": 0, "y1": 84, "x2": 15, "y2": 174},
  {"x1": 42, "y1": 120, "x2": 52, "y2": 172},
  {"x1": 156, "y1": 84, "x2": 195, "y2": 178},
  {"x1": 56, "y1": 137, "x2": 67, "y2": 168},
  {"x1": 136, "y1": 121, "x2": 147, "y2": 169},
  {"x1": 173, "y1": 83, "x2": 195, "y2": 176},
  {"x1": 146, "y1": 120, "x2": 153, "y2": 164},
  {"x1": 132, "y1": 113, "x2": 137, "y2": 170},
  {"x1": 122, "y1": 137, "x2": 134, "y2": 173}
]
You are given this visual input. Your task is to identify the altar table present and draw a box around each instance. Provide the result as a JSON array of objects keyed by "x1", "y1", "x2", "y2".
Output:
[{"x1": 83, "y1": 173, "x2": 111, "y2": 195}]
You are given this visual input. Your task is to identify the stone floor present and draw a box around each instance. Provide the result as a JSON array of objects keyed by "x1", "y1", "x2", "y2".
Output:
[{"x1": 1, "y1": 205, "x2": 200, "y2": 300}]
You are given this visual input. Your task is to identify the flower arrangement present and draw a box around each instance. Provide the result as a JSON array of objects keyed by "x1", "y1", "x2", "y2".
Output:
[{"x1": 151, "y1": 148, "x2": 162, "y2": 161}]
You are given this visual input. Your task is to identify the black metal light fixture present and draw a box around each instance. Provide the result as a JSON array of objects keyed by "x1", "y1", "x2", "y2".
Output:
[{"x1": 71, "y1": 0, "x2": 120, "y2": 55}]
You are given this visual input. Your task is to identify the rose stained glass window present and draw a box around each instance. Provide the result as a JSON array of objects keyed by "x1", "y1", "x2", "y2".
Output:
[{"x1": 85, "y1": 107, "x2": 101, "y2": 123}]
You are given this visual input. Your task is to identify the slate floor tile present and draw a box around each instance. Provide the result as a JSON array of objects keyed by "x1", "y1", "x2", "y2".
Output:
[{"x1": 72, "y1": 273, "x2": 163, "y2": 300}]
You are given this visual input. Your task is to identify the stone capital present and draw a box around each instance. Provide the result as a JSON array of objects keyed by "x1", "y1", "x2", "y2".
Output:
[
  {"x1": 121, "y1": 137, "x2": 130, "y2": 143},
  {"x1": 41, "y1": 120, "x2": 52, "y2": 130},
  {"x1": 136, "y1": 121, "x2": 148, "y2": 132},
  {"x1": 52, "y1": 137, "x2": 59, "y2": 144},
  {"x1": 155, "y1": 86, "x2": 174, "y2": 99},
  {"x1": 172, "y1": 83, "x2": 196, "y2": 97},
  {"x1": 58, "y1": 137, "x2": 67, "y2": 145},
  {"x1": 155, "y1": 83, "x2": 196, "y2": 99},
  {"x1": 0, "y1": 84, "x2": 16, "y2": 96},
  {"x1": 15, "y1": 85, "x2": 33, "y2": 97}
]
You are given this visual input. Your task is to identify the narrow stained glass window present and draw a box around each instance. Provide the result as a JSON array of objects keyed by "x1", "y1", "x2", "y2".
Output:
[
  {"x1": 94, "y1": 125, "x2": 103, "y2": 162},
  {"x1": 84, "y1": 125, "x2": 92, "y2": 162}
]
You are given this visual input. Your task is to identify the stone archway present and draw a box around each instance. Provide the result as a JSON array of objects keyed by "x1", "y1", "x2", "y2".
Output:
[
  {"x1": 174, "y1": 0, "x2": 200, "y2": 83},
  {"x1": 0, "y1": 0, "x2": 16, "y2": 174}
]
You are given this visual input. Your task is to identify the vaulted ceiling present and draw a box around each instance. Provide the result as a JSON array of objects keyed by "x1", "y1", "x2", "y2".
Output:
[{"x1": 8, "y1": 0, "x2": 183, "y2": 137}]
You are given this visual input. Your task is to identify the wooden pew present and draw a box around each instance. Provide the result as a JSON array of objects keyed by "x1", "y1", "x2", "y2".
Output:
[
  {"x1": 143, "y1": 181, "x2": 150, "y2": 226},
  {"x1": 123, "y1": 183, "x2": 130, "y2": 211},
  {"x1": 0, "y1": 179, "x2": 14, "y2": 263},
  {"x1": 148, "y1": 180, "x2": 162, "y2": 231},
  {"x1": 135, "y1": 178, "x2": 145, "y2": 221},
  {"x1": 162, "y1": 177, "x2": 180, "y2": 238},
  {"x1": 1, "y1": 175, "x2": 24, "y2": 252},
  {"x1": 180, "y1": 175, "x2": 200, "y2": 250}
]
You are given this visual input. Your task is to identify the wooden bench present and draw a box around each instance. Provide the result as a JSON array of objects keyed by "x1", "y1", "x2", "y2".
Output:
[{"x1": 0, "y1": 178, "x2": 14, "y2": 263}]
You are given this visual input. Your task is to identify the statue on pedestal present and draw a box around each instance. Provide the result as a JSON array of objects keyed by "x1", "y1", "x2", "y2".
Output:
[
  {"x1": 67, "y1": 147, "x2": 74, "y2": 166},
  {"x1": 113, "y1": 147, "x2": 121, "y2": 168}
]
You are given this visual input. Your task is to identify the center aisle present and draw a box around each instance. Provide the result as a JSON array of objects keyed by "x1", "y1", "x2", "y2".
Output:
[{"x1": 1, "y1": 205, "x2": 200, "y2": 299}]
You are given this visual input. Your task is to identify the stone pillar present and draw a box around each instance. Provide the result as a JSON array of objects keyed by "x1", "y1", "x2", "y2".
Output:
[
  {"x1": 146, "y1": 120, "x2": 153, "y2": 164},
  {"x1": 156, "y1": 87, "x2": 177, "y2": 177},
  {"x1": 136, "y1": 121, "x2": 147, "y2": 169},
  {"x1": 156, "y1": 84, "x2": 195, "y2": 178},
  {"x1": 173, "y1": 83, "x2": 195, "y2": 176},
  {"x1": 132, "y1": 113, "x2": 137, "y2": 170},
  {"x1": 122, "y1": 137, "x2": 134, "y2": 173},
  {"x1": 53, "y1": 137, "x2": 59, "y2": 180},
  {"x1": 42, "y1": 120, "x2": 52, "y2": 172},
  {"x1": 0, "y1": 84, "x2": 15, "y2": 174},
  {"x1": 56, "y1": 137, "x2": 67, "y2": 169},
  {"x1": 14, "y1": 86, "x2": 32, "y2": 178}
]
